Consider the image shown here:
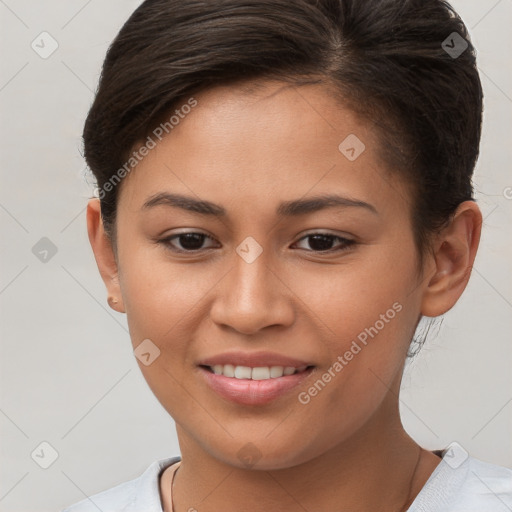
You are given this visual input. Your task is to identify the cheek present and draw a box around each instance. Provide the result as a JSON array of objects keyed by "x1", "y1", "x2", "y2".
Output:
[
  {"x1": 291, "y1": 305, "x2": 411, "y2": 460},
  {"x1": 118, "y1": 256, "x2": 211, "y2": 418},
  {"x1": 291, "y1": 240, "x2": 418, "y2": 345},
  {"x1": 290, "y1": 246, "x2": 419, "y2": 411},
  {"x1": 118, "y1": 247, "x2": 214, "y2": 347}
]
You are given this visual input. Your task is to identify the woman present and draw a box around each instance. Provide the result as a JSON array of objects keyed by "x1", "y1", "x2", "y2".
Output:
[{"x1": 63, "y1": 0, "x2": 512, "y2": 510}]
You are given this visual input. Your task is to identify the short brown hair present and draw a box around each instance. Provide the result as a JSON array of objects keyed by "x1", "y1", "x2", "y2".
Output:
[{"x1": 83, "y1": 0, "x2": 483, "y2": 272}]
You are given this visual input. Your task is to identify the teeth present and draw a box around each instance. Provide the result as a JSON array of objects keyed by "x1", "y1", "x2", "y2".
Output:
[
  {"x1": 234, "y1": 366, "x2": 252, "y2": 379},
  {"x1": 209, "y1": 365, "x2": 307, "y2": 379},
  {"x1": 251, "y1": 367, "x2": 270, "y2": 380},
  {"x1": 270, "y1": 366, "x2": 284, "y2": 378}
]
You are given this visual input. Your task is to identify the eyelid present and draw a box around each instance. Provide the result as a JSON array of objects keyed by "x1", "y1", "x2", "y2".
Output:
[{"x1": 296, "y1": 229, "x2": 353, "y2": 239}]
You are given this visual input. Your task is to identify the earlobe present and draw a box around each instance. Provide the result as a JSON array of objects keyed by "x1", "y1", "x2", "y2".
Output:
[
  {"x1": 86, "y1": 198, "x2": 126, "y2": 313},
  {"x1": 420, "y1": 201, "x2": 482, "y2": 317}
]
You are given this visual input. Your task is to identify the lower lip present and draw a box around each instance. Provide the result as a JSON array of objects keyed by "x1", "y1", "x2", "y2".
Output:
[{"x1": 199, "y1": 366, "x2": 314, "y2": 405}]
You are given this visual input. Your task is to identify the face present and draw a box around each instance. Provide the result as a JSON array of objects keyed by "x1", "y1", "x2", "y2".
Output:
[{"x1": 100, "y1": 80, "x2": 432, "y2": 469}]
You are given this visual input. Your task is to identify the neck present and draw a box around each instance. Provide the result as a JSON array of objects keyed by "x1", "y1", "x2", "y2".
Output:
[{"x1": 164, "y1": 391, "x2": 440, "y2": 512}]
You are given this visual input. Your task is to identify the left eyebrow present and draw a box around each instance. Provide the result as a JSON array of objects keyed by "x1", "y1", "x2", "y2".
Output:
[
  {"x1": 276, "y1": 194, "x2": 378, "y2": 216},
  {"x1": 141, "y1": 192, "x2": 378, "y2": 217}
]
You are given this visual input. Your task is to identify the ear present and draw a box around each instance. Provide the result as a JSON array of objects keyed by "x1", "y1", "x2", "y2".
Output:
[
  {"x1": 86, "y1": 198, "x2": 125, "y2": 313},
  {"x1": 420, "y1": 200, "x2": 482, "y2": 317}
]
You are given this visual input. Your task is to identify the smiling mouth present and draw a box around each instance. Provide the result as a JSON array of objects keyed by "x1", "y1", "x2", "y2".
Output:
[{"x1": 200, "y1": 364, "x2": 314, "y2": 380}]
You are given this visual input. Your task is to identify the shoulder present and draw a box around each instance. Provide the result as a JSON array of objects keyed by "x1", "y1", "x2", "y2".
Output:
[
  {"x1": 411, "y1": 442, "x2": 512, "y2": 512},
  {"x1": 61, "y1": 457, "x2": 181, "y2": 512},
  {"x1": 454, "y1": 455, "x2": 512, "y2": 509}
]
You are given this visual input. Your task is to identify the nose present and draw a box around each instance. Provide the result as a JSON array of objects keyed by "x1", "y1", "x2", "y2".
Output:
[{"x1": 209, "y1": 249, "x2": 295, "y2": 335}]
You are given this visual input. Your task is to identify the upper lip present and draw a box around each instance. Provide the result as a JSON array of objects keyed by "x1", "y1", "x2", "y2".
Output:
[{"x1": 198, "y1": 351, "x2": 314, "y2": 368}]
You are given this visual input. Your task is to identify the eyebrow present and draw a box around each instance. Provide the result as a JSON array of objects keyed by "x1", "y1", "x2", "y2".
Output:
[{"x1": 142, "y1": 192, "x2": 378, "y2": 217}]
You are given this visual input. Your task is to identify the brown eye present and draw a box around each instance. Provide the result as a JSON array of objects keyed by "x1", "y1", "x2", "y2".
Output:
[
  {"x1": 161, "y1": 232, "x2": 219, "y2": 252},
  {"x1": 293, "y1": 233, "x2": 355, "y2": 253}
]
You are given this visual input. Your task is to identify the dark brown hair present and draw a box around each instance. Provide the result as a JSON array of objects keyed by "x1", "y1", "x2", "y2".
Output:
[{"x1": 83, "y1": 0, "x2": 482, "y2": 352}]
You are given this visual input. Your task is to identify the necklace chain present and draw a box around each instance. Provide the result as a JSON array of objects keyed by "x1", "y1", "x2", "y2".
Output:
[
  {"x1": 397, "y1": 446, "x2": 423, "y2": 512},
  {"x1": 169, "y1": 447, "x2": 423, "y2": 512}
]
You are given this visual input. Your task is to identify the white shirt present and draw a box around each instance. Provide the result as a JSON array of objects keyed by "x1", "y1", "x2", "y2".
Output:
[{"x1": 62, "y1": 442, "x2": 512, "y2": 511}]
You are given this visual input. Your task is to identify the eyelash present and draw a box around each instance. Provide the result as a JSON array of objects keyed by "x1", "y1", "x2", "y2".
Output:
[{"x1": 158, "y1": 231, "x2": 356, "y2": 254}]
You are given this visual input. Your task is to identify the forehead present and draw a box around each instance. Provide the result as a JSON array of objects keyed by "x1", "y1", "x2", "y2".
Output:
[{"x1": 118, "y1": 79, "x2": 411, "y2": 218}]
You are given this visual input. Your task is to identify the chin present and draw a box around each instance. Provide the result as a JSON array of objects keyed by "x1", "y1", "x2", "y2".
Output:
[{"x1": 203, "y1": 435, "x2": 320, "y2": 472}]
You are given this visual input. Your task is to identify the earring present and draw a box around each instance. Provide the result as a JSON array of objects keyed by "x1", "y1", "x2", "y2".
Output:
[{"x1": 108, "y1": 296, "x2": 119, "y2": 305}]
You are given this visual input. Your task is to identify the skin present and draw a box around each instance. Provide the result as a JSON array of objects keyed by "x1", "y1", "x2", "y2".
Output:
[{"x1": 87, "y1": 79, "x2": 482, "y2": 512}]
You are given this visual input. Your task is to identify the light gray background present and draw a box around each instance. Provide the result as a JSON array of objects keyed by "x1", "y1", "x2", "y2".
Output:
[{"x1": 0, "y1": 1, "x2": 511, "y2": 511}]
